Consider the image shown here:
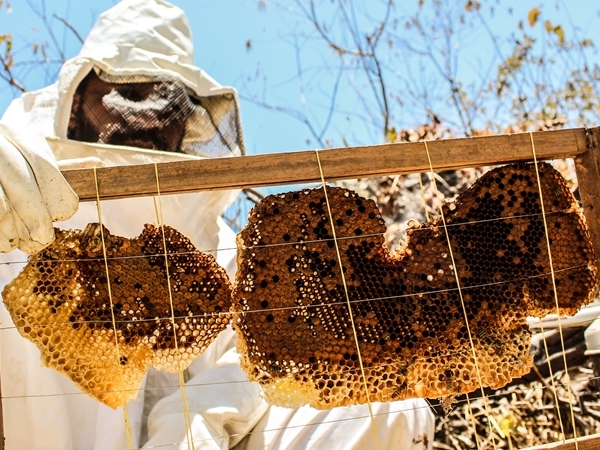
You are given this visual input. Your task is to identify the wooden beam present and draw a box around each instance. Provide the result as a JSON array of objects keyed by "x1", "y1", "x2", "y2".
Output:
[
  {"x1": 28, "y1": 131, "x2": 600, "y2": 450},
  {"x1": 575, "y1": 127, "x2": 600, "y2": 268},
  {"x1": 61, "y1": 127, "x2": 590, "y2": 202},
  {"x1": 521, "y1": 433, "x2": 600, "y2": 450}
]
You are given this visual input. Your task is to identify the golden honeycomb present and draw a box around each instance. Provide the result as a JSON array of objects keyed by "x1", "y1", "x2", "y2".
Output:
[
  {"x1": 232, "y1": 162, "x2": 599, "y2": 409},
  {"x1": 3, "y1": 223, "x2": 232, "y2": 408}
]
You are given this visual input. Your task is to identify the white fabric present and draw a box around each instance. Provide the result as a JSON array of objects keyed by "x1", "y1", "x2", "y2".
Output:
[
  {"x1": 0, "y1": 1, "x2": 242, "y2": 151},
  {"x1": 52, "y1": 0, "x2": 239, "y2": 142},
  {"x1": 0, "y1": 0, "x2": 434, "y2": 449},
  {"x1": 145, "y1": 348, "x2": 269, "y2": 450},
  {"x1": 528, "y1": 304, "x2": 600, "y2": 331},
  {"x1": 47, "y1": 136, "x2": 210, "y2": 167},
  {"x1": 57, "y1": 156, "x2": 106, "y2": 170},
  {"x1": 0, "y1": 146, "x2": 241, "y2": 448},
  {"x1": 235, "y1": 400, "x2": 434, "y2": 450},
  {"x1": 0, "y1": 123, "x2": 78, "y2": 253},
  {"x1": 585, "y1": 317, "x2": 600, "y2": 355}
]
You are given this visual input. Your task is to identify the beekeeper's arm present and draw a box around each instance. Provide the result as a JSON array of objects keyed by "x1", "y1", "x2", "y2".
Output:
[
  {"x1": 0, "y1": 122, "x2": 78, "y2": 253},
  {"x1": 144, "y1": 347, "x2": 269, "y2": 450}
]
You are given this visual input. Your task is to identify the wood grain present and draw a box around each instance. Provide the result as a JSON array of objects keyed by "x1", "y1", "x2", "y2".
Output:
[
  {"x1": 521, "y1": 433, "x2": 600, "y2": 450},
  {"x1": 35, "y1": 130, "x2": 600, "y2": 449},
  {"x1": 61, "y1": 127, "x2": 591, "y2": 202}
]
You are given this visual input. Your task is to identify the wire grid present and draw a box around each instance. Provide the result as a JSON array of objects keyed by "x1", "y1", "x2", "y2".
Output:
[{"x1": 0, "y1": 144, "x2": 597, "y2": 449}]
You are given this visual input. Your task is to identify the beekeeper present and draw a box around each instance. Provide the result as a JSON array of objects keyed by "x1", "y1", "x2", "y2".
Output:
[{"x1": 0, "y1": 0, "x2": 434, "y2": 449}]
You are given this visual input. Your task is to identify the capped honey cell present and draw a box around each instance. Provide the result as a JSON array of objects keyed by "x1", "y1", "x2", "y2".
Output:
[
  {"x1": 232, "y1": 162, "x2": 599, "y2": 409},
  {"x1": 3, "y1": 223, "x2": 232, "y2": 408}
]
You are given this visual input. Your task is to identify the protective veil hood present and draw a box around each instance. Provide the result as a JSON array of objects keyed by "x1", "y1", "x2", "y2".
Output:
[
  {"x1": 0, "y1": 2, "x2": 435, "y2": 448},
  {"x1": 54, "y1": 0, "x2": 242, "y2": 146}
]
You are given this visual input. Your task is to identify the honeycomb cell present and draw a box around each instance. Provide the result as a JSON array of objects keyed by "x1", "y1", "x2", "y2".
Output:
[
  {"x1": 3, "y1": 223, "x2": 232, "y2": 408},
  {"x1": 232, "y1": 162, "x2": 599, "y2": 409}
]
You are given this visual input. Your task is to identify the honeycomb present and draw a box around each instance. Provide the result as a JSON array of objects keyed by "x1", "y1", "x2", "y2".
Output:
[
  {"x1": 232, "y1": 162, "x2": 599, "y2": 409},
  {"x1": 3, "y1": 223, "x2": 232, "y2": 408}
]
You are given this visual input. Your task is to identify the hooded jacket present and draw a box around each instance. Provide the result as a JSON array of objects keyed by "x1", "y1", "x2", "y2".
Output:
[
  {"x1": 0, "y1": 1, "x2": 260, "y2": 448},
  {"x1": 0, "y1": 1, "x2": 434, "y2": 449}
]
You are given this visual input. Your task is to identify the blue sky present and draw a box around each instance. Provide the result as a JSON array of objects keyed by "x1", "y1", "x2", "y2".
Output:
[{"x1": 1, "y1": 0, "x2": 599, "y2": 156}]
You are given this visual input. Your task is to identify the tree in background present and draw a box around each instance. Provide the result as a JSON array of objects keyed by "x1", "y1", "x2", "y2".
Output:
[
  {"x1": 241, "y1": 0, "x2": 598, "y2": 243},
  {"x1": 243, "y1": 3, "x2": 600, "y2": 447},
  {"x1": 2, "y1": 1, "x2": 600, "y2": 448},
  {"x1": 244, "y1": 0, "x2": 599, "y2": 145},
  {"x1": 0, "y1": 0, "x2": 89, "y2": 95}
]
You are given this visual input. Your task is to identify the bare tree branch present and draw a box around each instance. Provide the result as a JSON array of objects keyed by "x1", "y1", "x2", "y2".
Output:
[
  {"x1": 53, "y1": 14, "x2": 84, "y2": 44},
  {"x1": 25, "y1": 0, "x2": 66, "y2": 62},
  {"x1": 0, "y1": 60, "x2": 26, "y2": 92},
  {"x1": 240, "y1": 93, "x2": 327, "y2": 148}
]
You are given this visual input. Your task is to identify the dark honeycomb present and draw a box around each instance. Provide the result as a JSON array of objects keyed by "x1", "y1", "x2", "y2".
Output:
[
  {"x1": 232, "y1": 162, "x2": 599, "y2": 409},
  {"x1": 3, "y1": 223, "x2": 232, "y2": 408}
]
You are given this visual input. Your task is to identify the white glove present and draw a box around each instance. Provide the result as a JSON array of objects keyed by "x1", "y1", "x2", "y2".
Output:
[{"x1": 0, "y1": 122, "x2": 79, "y2": 254}]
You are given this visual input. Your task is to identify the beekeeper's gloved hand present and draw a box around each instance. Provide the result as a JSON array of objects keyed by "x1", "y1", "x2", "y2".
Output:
[{"x1": 0, "y1": 122, "x2": 79, "y2": 254}]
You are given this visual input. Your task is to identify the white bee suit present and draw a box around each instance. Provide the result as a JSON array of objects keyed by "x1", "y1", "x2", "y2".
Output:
[{"x1": 0, "y1": 0, "x2": 434, "y2": 449}]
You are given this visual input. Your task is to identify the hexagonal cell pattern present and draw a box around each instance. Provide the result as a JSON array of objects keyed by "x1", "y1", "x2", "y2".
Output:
[
  {"x1": 3, "y1": 223, "x2": 232, "y2": 408},
  {"x1": 232, "y1": 162, "x2": 599, "y2": 409}
]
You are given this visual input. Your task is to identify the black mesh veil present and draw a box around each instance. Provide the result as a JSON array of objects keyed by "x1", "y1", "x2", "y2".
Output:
[{"x1": 68, "y1": 67, "x2": 245, "y2": 158}]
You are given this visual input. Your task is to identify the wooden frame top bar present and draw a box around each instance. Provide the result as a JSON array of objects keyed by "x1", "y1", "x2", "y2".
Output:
[
  {"x1": 37, "y1": 132, "x2": 600, "y2": 450},
  {"x1": 521, "y1": 432, "x2": 600, "y2": 450},
  {"x1": 62, "y1": 127, "x2": 591, "y2": 202}
]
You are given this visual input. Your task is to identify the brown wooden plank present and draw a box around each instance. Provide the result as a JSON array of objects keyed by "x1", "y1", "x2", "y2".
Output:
[
  {"x1": 521, "y1": 433, "x2": 600, "y2": 450},
  {"x1": 575, "y1": 127, "x2": 600, "y2": 270},
  {"x1": 25, "y1": 130, "x2": 600, "y2": 450},
  {"x1": 62, "y1": 127, "x2": 591, "y2": 202}
]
